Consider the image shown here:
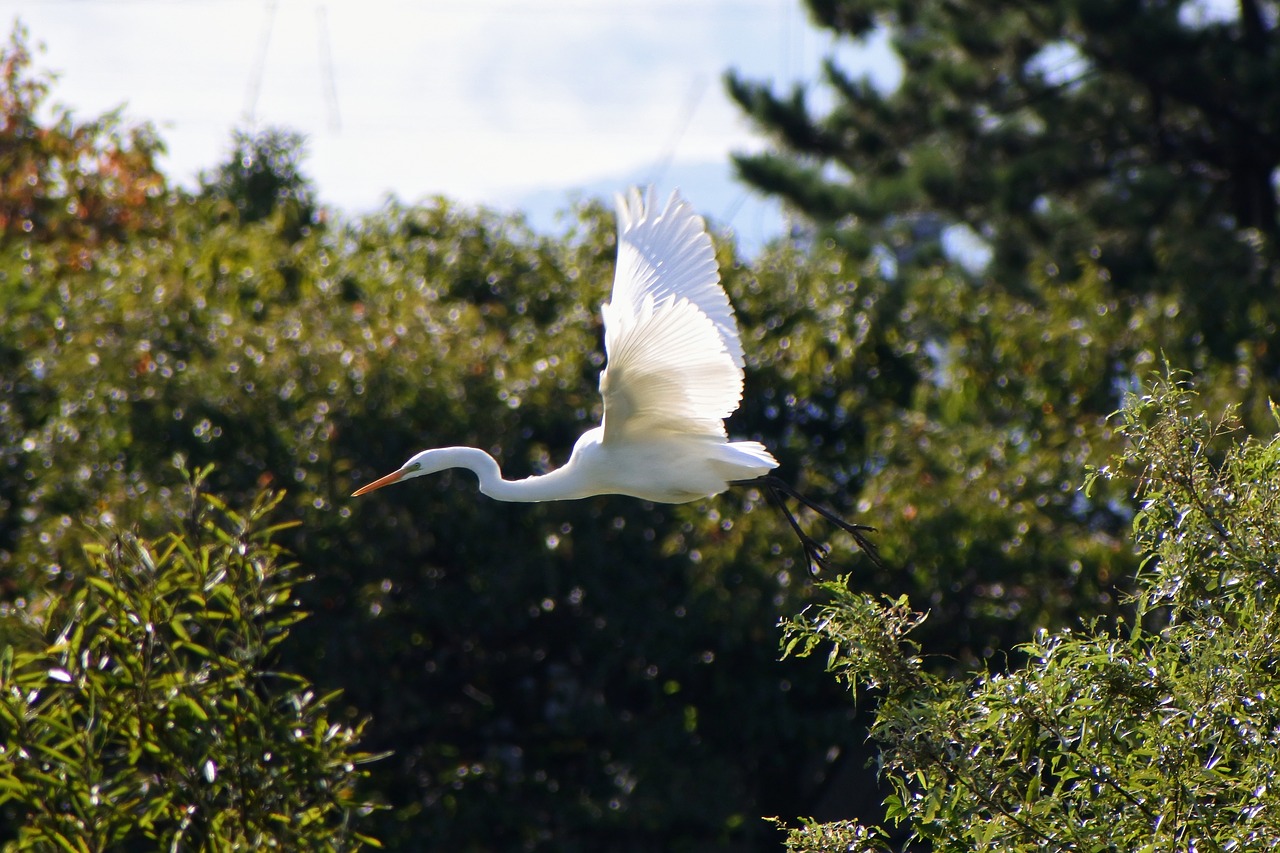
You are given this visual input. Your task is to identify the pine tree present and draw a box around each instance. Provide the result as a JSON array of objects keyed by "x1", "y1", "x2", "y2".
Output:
[{"x1": 727, "y1": 0, "x2": 1280, "y2": 364}]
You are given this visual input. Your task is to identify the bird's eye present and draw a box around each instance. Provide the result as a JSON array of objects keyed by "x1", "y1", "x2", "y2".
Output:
[{"x1": 407, "y1": 462, "x2": 422, "y2": 472}]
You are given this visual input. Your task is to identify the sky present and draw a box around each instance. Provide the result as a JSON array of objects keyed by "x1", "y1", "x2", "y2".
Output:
[{"x1": 11, "y1": 0, "x2": 901, "y2": 253}]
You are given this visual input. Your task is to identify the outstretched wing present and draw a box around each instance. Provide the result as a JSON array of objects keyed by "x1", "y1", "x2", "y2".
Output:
[
  {"x1": 599, "y1": 188, "x2": 745, "y2": 443},
  {"x1": 610, "y1": 187, "x2": 744, "y2": 368}
]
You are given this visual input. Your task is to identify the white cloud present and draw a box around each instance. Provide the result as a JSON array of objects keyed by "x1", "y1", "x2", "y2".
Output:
[{"x1": 11, "y1": 0, "x2": 898, "y2": 249}]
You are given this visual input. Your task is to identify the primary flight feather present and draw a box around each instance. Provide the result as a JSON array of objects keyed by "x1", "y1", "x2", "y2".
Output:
[{"x1": 352, "y1": 187, "x2": 881, "y2": 571}]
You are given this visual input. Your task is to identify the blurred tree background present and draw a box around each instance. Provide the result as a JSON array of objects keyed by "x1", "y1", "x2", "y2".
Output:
[
  {"x1": 727, "y1": 0, "x2": 1280, "y2": 657},
  {"x1": 1, "y1": 0, "x2": 1277, "y2": 847},
  {"x1": 728, "y1": 0, "x2": 1279, "y2": 356}
]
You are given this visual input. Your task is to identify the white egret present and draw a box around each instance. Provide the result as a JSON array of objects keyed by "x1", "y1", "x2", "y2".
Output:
[{"x1": 352, "y1": 187, "x2": 881, "y2": 572}]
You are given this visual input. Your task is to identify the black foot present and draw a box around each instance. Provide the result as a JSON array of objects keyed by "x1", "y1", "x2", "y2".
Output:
[{"x1": 735, "y1": 475, "x2": 885, "y2": 574}]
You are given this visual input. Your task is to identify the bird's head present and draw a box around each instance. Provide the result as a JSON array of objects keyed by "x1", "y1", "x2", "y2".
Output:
[
  {"x1": 350, "y1": 449, "x2": 442, "y2": 497},
  {"x1": 351, "y1": 448, "x2": 486, "y2": 497}
]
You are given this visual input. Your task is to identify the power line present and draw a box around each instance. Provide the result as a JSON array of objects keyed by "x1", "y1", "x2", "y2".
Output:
[
  {"x1": 242, "y1": 0, "x2": 278, "y2": 125},
  {"x1": 316, "y1": 4, "x2": 341, "y2": 132},
  {"x1": 646, "y1": 74, "x2": 708, "y2": 189}
]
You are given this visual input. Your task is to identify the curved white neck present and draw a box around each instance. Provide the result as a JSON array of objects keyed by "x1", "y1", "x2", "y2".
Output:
[{"x1": 405, "y1": 446, "x2": 590, "y2": 503}]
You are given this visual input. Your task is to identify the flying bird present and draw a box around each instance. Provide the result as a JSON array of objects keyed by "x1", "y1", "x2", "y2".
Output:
[{"x1": 352, "y1": 187, "x2": 881, "y2": 572}]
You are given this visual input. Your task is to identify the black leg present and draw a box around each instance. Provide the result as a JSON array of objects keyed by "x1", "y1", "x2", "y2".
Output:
[{"x1": 734, "y1": 475, "x2": 885, "y2": 574}]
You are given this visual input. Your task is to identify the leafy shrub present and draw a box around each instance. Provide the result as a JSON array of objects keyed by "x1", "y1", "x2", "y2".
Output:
[
  {"x1": 0, "y1": 467, "x2": 379, "y2": 850},
  {"x1": 776, "y1": 373, "x2": 1280, "y2": 849}
]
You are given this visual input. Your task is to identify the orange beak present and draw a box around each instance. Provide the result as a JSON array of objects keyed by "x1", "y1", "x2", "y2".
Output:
[{"x1": 351, "y1": 468, "x2": 406, "y2": 497}]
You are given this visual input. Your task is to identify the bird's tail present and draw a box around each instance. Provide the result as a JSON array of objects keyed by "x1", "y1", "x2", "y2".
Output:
[{"x1": 721, "y1": 440, "x2": 778, "y2": 473}]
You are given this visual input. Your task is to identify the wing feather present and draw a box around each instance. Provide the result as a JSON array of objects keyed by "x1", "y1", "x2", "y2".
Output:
[
  {"x1": 609, "y1": 187, "x2": 744, "y2": 368},
  {"x1": 600, "y1": 295, "x2": 742, "y2": 442},
  {"x1": 600, "y1": 187, "x2": 752, "y2": 444}
]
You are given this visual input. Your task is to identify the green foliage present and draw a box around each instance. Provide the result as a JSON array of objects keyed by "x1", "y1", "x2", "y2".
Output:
[
  {"x1": 1112, "y1": 375, "x2": 1280, "y2": 616},
  {"x1": 766, "y1": 816, "x2": 890, "y2": 852},
  {"x1": 779, "y1": 375, "x2": 1280, "y2": 849},
  {"x1": 200, "y1": 127, "x2": 318, "y2": 237},
  {"x1": 0, "y1": 468, "x2": 379, "y2": 850}
]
